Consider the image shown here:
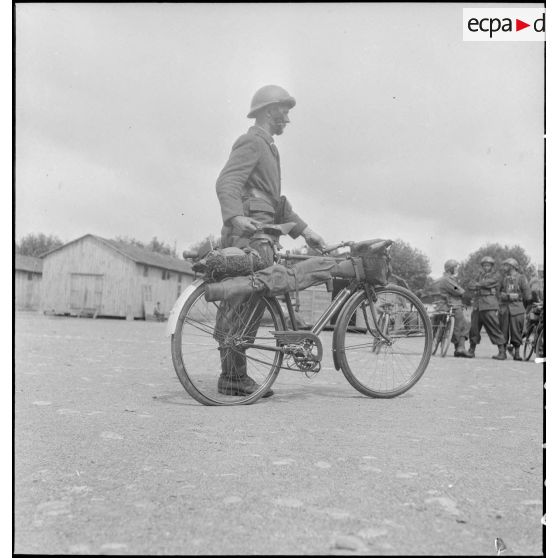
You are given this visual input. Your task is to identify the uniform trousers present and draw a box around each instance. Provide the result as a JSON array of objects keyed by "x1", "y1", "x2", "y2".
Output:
[
  {"x1": 469, "y1": 308, "x2": 506, "y2": 346},
  {"x1": 214, "y1": 212, "x2": 276, "y2": 379},
  {"x1": 499, "y1": 307, "x2": 525, "y2": 348}
]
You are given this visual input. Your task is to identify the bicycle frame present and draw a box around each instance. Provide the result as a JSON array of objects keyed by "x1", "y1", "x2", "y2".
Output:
[{"x1": 235, "y1": 279, "x2": 359, "y2": 354}]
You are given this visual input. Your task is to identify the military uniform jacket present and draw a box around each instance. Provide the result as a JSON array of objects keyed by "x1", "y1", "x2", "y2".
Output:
[
  {"x1": 498, "y1": 271, "x2": 531, "y2": 316},
  {"x1": 432, "y1": 272, "x2": 465, "y2": 309},
  {"x1": 216, "y1": 126, "x2": 307, "y2": 238},
  {"x1": 468, "y1": 271, "x2": 500, "y2": 311}
]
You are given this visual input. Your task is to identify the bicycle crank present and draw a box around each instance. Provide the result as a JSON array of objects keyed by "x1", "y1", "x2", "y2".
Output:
[{"x1": 272, "y1": 331, "x2": 323, "y2": 372}]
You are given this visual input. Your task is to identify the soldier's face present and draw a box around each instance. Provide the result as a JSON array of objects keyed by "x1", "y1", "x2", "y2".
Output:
[
  {"x1": 268, "y1": 105, "x2": 291, "y2": 135},
  {"x1": 481, "y1": 263, "x2": 492, "y2": 272},
  {"x1": 502, "y1": 264, "x2": 512, "y2": 274}
]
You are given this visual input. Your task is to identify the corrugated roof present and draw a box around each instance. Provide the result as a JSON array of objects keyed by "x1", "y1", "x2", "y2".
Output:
[
  {"x1": 42, "y1": 234, "x2": 194, "y2": 275},
  {"x1": 15, "y1": 254, "x2": 43, "y2": 273}
]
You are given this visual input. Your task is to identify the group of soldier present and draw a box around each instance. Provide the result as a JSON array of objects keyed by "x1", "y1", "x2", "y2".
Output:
[{"x1": 431, "y1": 256, "x2": 543, "y2": 361}]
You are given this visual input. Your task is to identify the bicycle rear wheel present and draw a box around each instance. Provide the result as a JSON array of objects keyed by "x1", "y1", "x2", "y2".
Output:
[
  {"x1": 523, "y1": 324, "x2": 537, "y2": 361},
  {"x1": 440, "y1": 316, "x2": 455, "y2": 357},
  {"x1": 334, "y1": 285, "x2": 433, "y2": 398},
  {"x1": 171, "y1": 282, "x2": 285, "y2": 405}
]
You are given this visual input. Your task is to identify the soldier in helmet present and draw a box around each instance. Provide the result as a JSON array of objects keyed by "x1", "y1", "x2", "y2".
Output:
[
  {"x1": 431, "y1": 259, "x2": 471, "y2": 357},
  {"x1": 498, "y1": 258, "x2": 531, "y2": 361},
  {"x1": 467, "y1": 256, "x2": 507, "y2": 359},
  {"x1": 213, "y1": 85, "x2": 327, "y2": 397}
]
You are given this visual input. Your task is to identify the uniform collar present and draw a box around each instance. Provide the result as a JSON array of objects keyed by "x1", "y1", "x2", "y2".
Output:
[{"x1": 249, "y1": 125, "x2": 275, "y2": 145}]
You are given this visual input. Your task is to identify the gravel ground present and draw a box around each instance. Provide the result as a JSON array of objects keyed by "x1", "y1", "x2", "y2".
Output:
[{"x1": 14, "y1": 312, "x2": 544, "y2": 555}]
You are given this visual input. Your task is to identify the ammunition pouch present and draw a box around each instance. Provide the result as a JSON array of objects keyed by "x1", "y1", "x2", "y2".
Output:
[{"x1": 501, "y1": 292, "x2": 520, "y2": 302}]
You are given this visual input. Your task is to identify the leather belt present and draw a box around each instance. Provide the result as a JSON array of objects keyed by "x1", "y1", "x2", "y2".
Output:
[{"x1": 246, "y1": 187, "x2": 277, "y2": 208}]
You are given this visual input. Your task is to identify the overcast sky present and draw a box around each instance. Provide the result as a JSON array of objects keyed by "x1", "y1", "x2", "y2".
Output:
[{"x1": 15, "y1": 2, "x2": 544, "y2": 275}]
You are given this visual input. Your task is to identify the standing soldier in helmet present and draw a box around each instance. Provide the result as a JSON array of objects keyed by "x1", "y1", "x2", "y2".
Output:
[
  {"x1": 213, "y1": 85, "x2": 326, "y2": 397},
  {"x1": 431, "y1": 260, "x2": 471, "y2": 358},
  {"x1": 498, "y1": 258, "x2": 531, "y2": 361},
  {"x1": 467, "y1": 256, "x2": 507, "y2": 359}
]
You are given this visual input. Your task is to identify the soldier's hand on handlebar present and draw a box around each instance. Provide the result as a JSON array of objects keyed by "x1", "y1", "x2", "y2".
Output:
[
  {"x1": 302, "y1": 227, "x2": 327, "y2": 253},
  {"x1": 230, "y1": 216, "x2": 261, "y2": 234}
]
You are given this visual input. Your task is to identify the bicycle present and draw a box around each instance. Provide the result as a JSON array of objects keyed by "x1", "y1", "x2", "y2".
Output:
[
  {"x1": 523, "y1": 303, "x2": 544, "y2": 361},
  {"x1": 167, "y1": 230, "x2": 433, "y2": 405},
  {"x1": 430, "y1": 302, "x2": 456, "y2": 357}
]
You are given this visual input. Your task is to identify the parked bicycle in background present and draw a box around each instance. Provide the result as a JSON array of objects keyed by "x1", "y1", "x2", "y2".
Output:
[{"x1": 523, "y1": 301, "x2": 544, "y2": 361}]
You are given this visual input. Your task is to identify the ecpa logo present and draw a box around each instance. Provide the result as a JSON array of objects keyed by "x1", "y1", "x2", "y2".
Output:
[{"x1": 463, "y1": 8, "x2": 545, "y2": 41}]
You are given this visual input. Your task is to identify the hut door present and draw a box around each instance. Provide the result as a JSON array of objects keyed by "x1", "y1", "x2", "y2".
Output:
[{"x1": 70, "y1": 273, "x2": 103, "y2": 312}]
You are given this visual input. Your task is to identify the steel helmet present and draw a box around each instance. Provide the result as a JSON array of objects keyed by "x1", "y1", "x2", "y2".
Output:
[
  {"x1": 247, "y1": 85, "x2": 296, "y2": 118},
  {"x1": 480, "y1": 256, "x2": 495, "y2": 265},
  {"x1": 503, "y1": 258, "x2": 519, "y2": 270},
  {"x1": 444, "y1": 259, "x2": 459, "y2": 272}
]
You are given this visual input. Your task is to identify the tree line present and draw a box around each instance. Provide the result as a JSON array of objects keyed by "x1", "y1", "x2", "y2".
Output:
[
  {"x1": 15, "y1": 233, "x2": 177, "y2": 258},
  {"x1": 16, "y1": 233, "x2": 538, "y2": 296}
]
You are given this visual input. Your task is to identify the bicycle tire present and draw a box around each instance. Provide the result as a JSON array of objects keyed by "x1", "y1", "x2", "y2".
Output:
[
  {"x1": 523, "y1": 323, "x2": 538, "y2": 361},
  {"x1": 440, "y1": 316, "x2": 455, "y2": 357},
  {"x1": 535, "y1": 327, "x2": 545, "y2": 359},
  {"x1": 334, "y1": 285, "x2": 433, "y2": 398},
  {"x1": 171, "y1": 281, "x2": 285, "y2": 405},
  {"x1": 431, "y1": 316, "x2": 443, "y2": 356}
]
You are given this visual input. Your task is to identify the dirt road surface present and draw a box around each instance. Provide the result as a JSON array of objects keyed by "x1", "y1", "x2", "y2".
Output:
[{"x1": 14, "y1": 312, "x2": 544, "y2": 555}]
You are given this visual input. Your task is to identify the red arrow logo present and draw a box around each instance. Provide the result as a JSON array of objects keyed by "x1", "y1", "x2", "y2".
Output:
[{"x1": 516, "y1": 19, "x2": 530, "y2": 31}]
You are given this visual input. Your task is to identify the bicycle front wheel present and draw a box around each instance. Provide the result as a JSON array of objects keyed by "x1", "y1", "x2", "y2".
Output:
[
  {"x1": 171, "y1": 281, "x2": 286, "y2": 405},
  {"x1": 334, "y1": 285, "x2": 433, "y2": 398},
  {"x1": 440, "y1": 316, "x2": 455, "y2": 357},
  {"x1": 523, "y1": 324, "x2": 537, "y2": 361}
]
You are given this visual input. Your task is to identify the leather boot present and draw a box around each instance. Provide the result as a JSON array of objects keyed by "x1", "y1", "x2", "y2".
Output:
[
  {"x1": 492, "y1": 344, "x2": 507, "y2": 360},
  {"x1": 466, "y1": 342, "x2": 476, "y2": 358},
  {"x1": 513, "y1": 346, "x2": 523, "y2": 361},
  {"x1": 218, "y1": 349, "x2": 273, "y2": 397},
  {"x1": 205, "y1": 276, "x2": 263, "y2": 302},
  {"x1": 455, "y1": 338, "x2": 472, "y2": 358}
]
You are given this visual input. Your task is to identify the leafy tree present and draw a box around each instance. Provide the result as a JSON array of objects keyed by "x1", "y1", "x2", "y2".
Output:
[
  {"x1": 146, "y1": 236, "x2": 176, "y2": 257},
  {"x1": 457, "y1": 243, "x2": 536, "y2": 290},
  {"x1": 16, "y1": 233, "x2": 64, "y2": 257},
  {"x1": 113, "y1": 235, "x2": 177, "y2": 257},
  {"x1": 389, "y1": 239, "x2": 431, "y2": 294},
  {"x1": 185, "y1": 234, "x2": 221, "y2": 258}
]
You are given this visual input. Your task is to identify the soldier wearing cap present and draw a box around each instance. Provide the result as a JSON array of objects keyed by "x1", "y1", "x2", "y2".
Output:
[
  {"x1": 498, "y1": 258, "x2": 531, "y2": 361},
  {"x1": 214, "y1": 85, "x2": 327, "y2": 397},
  {"x1": 431, "y1": 259, "x2": 471, "y2": 358},
  {"x1": 467, "y1": 256, "x2": 507, "y2": 359}
]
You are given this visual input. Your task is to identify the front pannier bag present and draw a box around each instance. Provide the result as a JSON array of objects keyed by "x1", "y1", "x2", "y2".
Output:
[{"x1": 350, "y1": 239, "x2": 393, "y2": 286}]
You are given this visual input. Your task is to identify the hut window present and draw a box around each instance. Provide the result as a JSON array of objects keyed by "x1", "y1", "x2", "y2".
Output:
[
  {"x1": 143, "y1": 266, "x2": 148, "y2": 277},
  {"x1": 162, "y1": 270, "x2": 170, "y2": 280},
  {"x1": 27, "y1": 272, "x2": 33, "y2": 280}
]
